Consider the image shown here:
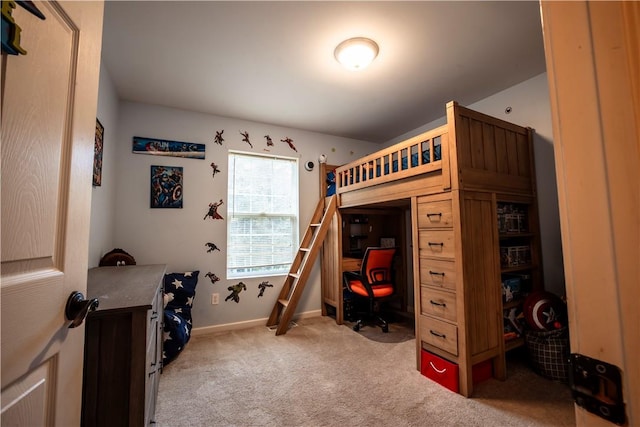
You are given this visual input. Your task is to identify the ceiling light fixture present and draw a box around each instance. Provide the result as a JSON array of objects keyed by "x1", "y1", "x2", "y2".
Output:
[{"x1": 334, "y1": 37, "x2": 379, "y2": 71}]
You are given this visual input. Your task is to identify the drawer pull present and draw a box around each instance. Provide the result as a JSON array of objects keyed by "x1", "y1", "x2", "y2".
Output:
[
  {"x1": 428, "y1": 242, "x2": 444, "y2": 247},
  {"x1": 429, "y1": 299, "x2": 446, "y2": 307},
  {"x1": 429, "y1": 330, "x2": 446, "y2": 339},
  {"x1": 426, "y1": 213, "x2": 442, "y2": 219},
  {"x1": 429, "y1": 362, "x2": 447, "y2": 374},
  {"x1": 428, "y1": 270, "x2": 445, "y2": 277}
]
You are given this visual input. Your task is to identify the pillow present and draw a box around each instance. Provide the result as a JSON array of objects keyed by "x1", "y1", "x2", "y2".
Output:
[
  {"x1": 163, "y1": 271, "x2": 199, "y2": 312},
  {"x1": 162, "y1": 271, "x2": 199, "y2": 365},
  {"x1": 326, "y1": 170, "x2": 336, "y2": 196},
  {"x1": 163, "y1": 309, "x2": 191, "y2": 365}
]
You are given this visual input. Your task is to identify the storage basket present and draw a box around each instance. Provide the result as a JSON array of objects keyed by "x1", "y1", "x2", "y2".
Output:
[
  {"x1": 420, "y1": 350, "x2": 459, "y2": 393},
  {"x1": 524, "y1": 326, "x2": 570, "y2": 382}
]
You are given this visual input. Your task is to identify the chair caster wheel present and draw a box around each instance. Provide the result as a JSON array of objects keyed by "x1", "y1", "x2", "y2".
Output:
[
  {"x1": 382, "y1": 325, "x2": 389, "y2": 333},
  {"x1": 353, "y1": 324, "x2": 361, "y2": 332}
]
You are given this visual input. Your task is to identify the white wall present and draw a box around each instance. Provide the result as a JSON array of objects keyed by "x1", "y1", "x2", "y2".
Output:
[
  {"x1": 88, "y1": 63, "x2": 119, "y2": 268},
  {"x1": 387, "y1": 73, "x2": 566, "y2": 297},
  {"x1": 111, "y1": 101, "x2": 380, "y2": 329},
  {"x1": 91, "y1": 71, "x2": 565, "y2": 330}
]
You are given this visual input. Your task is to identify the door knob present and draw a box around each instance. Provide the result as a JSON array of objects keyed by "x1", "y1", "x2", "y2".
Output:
[{"x1": 65, "y1": 291, "x2": 99, "y2": 328}]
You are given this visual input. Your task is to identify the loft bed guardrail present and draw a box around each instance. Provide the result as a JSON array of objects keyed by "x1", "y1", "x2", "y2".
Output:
[{"x1": 335, "y1": 124, "x2": 449, "y2": 194}]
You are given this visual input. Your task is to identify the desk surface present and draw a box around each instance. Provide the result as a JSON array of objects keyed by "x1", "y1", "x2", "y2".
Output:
[
  {"x1": 87, "y1": 264, "x2": 166, "y2": 312},
  {"x1": 342, "y1": 257, "x2": 362, "y2": 272}
]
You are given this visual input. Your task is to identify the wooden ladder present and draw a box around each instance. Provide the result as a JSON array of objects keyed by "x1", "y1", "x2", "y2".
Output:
[{"x1": 266, "y1": 195, "x2": 337, "y2": 335}]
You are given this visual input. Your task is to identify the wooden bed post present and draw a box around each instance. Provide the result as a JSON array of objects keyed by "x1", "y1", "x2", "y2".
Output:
[{"x1": 444, "y1": 101, "x2": 458, "y2": 191}]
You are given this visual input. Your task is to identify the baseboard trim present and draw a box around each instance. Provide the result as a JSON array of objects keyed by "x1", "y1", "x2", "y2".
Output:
[{"x1": 192, "y1": 309, "x2": 323, "y2": 336}]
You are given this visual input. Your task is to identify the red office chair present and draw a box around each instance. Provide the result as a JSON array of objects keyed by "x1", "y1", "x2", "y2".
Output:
[{"x1": 343, "y1": 247, "x2": 397, "y2": 333}]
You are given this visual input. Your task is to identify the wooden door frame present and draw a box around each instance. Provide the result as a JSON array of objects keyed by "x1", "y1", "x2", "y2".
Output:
[{"x1": 540, "y1": 1, "x2": 639, "y2": 425}]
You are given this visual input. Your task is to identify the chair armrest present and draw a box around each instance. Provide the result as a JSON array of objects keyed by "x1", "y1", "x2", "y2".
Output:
[
  {"x1": 343, "y1": 270, "x2": 360, "y2": 279},
  {"x1": 343, "y1": 270, "x2": 360, "y2": 291}
]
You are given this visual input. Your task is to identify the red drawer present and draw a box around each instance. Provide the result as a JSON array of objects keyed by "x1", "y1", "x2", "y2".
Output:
[{"x1": 420, "y1": 350, "x2": 459, "y2": 393}]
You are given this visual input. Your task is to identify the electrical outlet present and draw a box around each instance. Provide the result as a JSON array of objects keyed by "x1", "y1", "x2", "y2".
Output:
[{"x1": 211, "y1": 293, "x2": 219, "y2": 305}]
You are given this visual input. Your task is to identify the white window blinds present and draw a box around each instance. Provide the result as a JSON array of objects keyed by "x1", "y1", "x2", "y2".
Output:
[{"x1": 227, "y1": 151, "x2": 299, "y2": 279}]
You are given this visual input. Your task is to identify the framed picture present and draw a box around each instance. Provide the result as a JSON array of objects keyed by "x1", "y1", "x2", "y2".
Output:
[
  {"x1": 133, "y1": 136, "x2": 205, "y2": 159},
  {"x1": 93, "y1": 118, "x2": 104, "y2": 186},
  {"x1": 150, "y1": 165, "x2": 183, "y2": 208},
  {"x1": 380, "y1": 237, "x2": 395, "y2": 248}
]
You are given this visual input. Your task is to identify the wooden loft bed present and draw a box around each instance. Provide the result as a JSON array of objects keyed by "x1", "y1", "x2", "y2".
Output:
[{"x1": 319, "y1": 101, "x2": 543, "y2": 398}]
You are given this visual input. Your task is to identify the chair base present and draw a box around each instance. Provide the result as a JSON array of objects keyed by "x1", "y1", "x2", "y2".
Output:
[{"x1": 352, "y1": 315, "x2": 389, "y2": 333}]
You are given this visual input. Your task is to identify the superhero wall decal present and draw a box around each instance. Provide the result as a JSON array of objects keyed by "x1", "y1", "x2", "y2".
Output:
[
  {"x1": 204, "y1": 199, "x2": 224, "y2": 220},
  {"x1": 148, "y1": 125, "x2": 306, "y2": 311}
]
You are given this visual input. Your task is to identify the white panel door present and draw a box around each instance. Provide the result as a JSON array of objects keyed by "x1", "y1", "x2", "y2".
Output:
[{"x1": 1, "y1": 1, "x2": 103, "y2": 425}]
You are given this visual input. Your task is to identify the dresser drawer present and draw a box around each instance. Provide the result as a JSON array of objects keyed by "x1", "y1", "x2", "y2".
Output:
[
  {"x1": 418, "y1": 230, "x2": 455, "y2": 259},
  {"x1": 146, "y1": 289, "x2": 163, "y2": 375},
  {"x1": 146, "y1": 316, "x2": 160, "y2": 373},
  {"x1": 421, "y1": 287, "x2": 457, "y2": 322},
  {"x1": 420, "y1": 315, "x2": 458, "y2": 356},
  {"x1": 146, "y1": 289, "x2": 162, "y2": 354},
  {"x1": 419, "y1": 258, "x2": 456, "y2": 291},
  {"x1": 417, "y1": 198, "x2": 453, "y2": 229}
]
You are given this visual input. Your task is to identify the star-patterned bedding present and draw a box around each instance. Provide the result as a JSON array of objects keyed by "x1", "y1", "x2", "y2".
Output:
[{"x1": 163, "y1": 271, "x2": 199, "y2": 365}]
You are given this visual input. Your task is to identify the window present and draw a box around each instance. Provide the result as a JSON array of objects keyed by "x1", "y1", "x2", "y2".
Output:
[{"x1": 227, "y1": 151, "x2": 299, "y2": 279}]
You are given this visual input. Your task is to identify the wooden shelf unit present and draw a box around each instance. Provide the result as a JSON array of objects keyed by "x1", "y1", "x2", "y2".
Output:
[{"x1": 497, "y1": 198, "x2": 544, "y2": 353}]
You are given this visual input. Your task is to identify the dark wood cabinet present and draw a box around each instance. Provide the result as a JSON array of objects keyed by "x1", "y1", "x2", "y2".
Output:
[{"x1": 82, "y1": 264, "x2": 166, "y2": 426}]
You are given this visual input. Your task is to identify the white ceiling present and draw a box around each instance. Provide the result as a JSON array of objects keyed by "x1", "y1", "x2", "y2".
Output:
[{"x1": 101, "y1": 1, "x2": 546, "y2": 143}]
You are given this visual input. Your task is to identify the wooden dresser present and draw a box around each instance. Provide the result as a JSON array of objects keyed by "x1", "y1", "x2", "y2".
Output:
[{"x1": 82, "y1": 264, "x2": 166, "y2": 426}]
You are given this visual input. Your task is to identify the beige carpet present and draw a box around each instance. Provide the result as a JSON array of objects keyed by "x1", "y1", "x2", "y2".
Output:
[{"x1": 155, "y1": 316, "x2": 575, "y2": 426}]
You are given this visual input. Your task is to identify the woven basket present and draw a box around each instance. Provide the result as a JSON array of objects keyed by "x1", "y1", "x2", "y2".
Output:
[{"x1": 524, "y1": 326, "x2": 570, "y2": 382}]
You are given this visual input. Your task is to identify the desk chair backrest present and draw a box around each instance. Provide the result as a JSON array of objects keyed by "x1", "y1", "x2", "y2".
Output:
[
  {"x1": 361, "y1": 247, "x2": 396, "y2": 286},
  {"x1": 343, "y1": 247, "x2": 397, "y2": 332}
]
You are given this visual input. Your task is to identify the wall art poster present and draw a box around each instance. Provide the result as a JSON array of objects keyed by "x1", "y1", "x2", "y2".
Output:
[
  {"x1": 93, "y1": 118, "x2": 104, "y2": 186},
  {"x1": 133, "y1": 136, "x2": 205, "y2": 159},
  {"x1": 150, "y1": 165, "x2": 183, "y2": 208}
]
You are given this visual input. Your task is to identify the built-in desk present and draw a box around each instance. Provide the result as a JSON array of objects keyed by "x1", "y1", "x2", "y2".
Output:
[
  {"x1": 321, "y1": 202, "x2": 407, "y2": 324},
  {"x1": 342, "y1": 256, "x2": 362, "y2": 272}
]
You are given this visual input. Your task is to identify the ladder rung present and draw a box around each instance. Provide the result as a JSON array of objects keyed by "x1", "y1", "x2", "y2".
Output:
[{"x1": 266, "y1": 195, "x2": 337, "y2": 335}]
